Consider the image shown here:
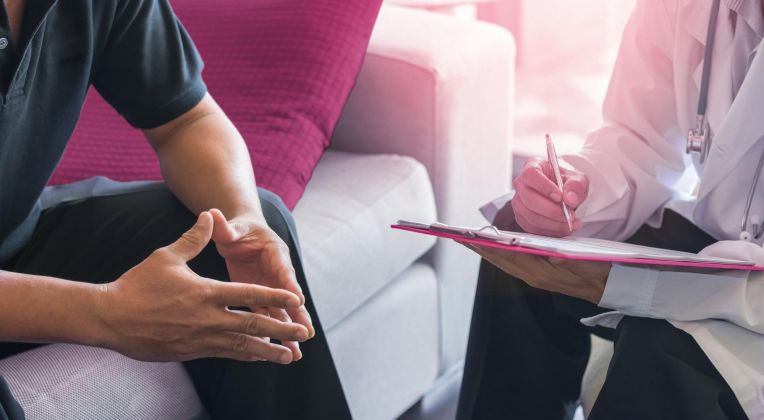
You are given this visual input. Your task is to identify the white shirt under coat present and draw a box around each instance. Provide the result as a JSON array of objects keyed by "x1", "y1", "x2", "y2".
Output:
[{"x1": 484, "y1": 0, "x2": 764, "y2": 416}]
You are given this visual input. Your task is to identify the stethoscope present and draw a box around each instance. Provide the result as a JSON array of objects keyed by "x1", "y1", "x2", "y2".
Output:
[{"x1": 686, "y1": 0, "x2": 764, "y2": 242}]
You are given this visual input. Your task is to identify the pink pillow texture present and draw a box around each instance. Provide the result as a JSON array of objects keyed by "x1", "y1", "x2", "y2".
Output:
[{"x1": 50, "y1": 0, "x2": 382, "y2": 210}]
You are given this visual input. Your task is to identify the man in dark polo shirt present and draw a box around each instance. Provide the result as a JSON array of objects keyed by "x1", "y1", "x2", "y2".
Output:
[{"x1": 0, "y1": 1, "x2": 351, "y2": 419}]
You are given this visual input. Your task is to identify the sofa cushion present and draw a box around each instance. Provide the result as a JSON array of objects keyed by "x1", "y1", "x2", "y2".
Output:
[
  {"x1": 327, "y1": 263, "x2": 439, "y2": 420},
  {"x1": 50, "y1": 0, "x2": 383, "y2": 210},
  {"x1": 293, "y1": 151, "x2": 437, "y2": 330},
  {"x1": 0, "y1": 344, "x2": 206, "y2": 420}
]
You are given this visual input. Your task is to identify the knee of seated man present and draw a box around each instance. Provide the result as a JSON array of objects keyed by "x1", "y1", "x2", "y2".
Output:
[
  {"x1": 145, "y1": 185, "x2": 295, "y2": 246},
  {"x1": 139, "y1": 186, "x2": 297, "y2": 257},
  {"x1": 256, "y1": 188, "x2": 297, "y2": 248},
  {"x1": 139, "y1": 187, "x2": 198, "y2": 239}
]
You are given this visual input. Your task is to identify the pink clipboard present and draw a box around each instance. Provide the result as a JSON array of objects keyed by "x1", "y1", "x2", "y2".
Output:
[{"x1": 392, "y1": 224, "x2": 764, "y2": 272}]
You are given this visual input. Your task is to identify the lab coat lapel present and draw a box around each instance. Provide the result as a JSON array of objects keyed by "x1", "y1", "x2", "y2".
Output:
[{"x1": 698, "y1": 36, "x2": 764, "y2": 200}]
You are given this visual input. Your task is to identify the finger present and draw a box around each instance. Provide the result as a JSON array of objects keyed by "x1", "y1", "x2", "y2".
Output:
[
  {"x1": 269, "y1": 308, "x2": 303, "y2": 361},
  {"x1": 519, "y1": 160, "x2": 563, "y2": 202},
  {"x1": 479, "y1": 246, "x2": 549, "y2": 276},
  {"x1": 253, "y1": 308, "x2": 271, "y2": 343},
  {"x1": 210, "y1": 209, "x2": 242, "y2": 244},
  {"x1": 164, "y1": 211, "x2": 213, "y2": 262},
  {"x1": 285, "y1": 304, "x2": 315, "y2": 339},
  {"x1": 523, "y1": 157, "x2": 555, "y2": 179},
  {"x1": 457, "y1": 241, "x2": 478, "y2": 252},
  {"x1": 207, "y1": 332, "x2": 294, "y2": 364},
  {"x1": 219, "y1": 309, "x2": 309, "y2": 342},
  {"x1": 514, "y1": 183, "x2": 568, "y2": 222},
  {"x1": 562, "y1": 172, "x2": 589, "y2": 209},
  {"x1": 547, "y1": 256, "x2": 568, "y2": 265},
  {"x1": 513, "y1": 198, "x2": 579, "y2": 233},
  {"x1": 268, "y1": 241, "x2": 306, "y2": 305},
  {"x1": 515, "y1": 211, "x2": 580, "y2": 237},
  {"x1": 472, "y1": 246, "x2": 531, "y2": 280},
  {"x1": 213, "y1": 282, "x2": 301, "y2": 309}
]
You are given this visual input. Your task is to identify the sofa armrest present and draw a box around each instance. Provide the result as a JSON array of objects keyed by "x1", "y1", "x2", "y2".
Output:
[{"x1": 331, "y1": 4, "x2": 515, "y2": 371}]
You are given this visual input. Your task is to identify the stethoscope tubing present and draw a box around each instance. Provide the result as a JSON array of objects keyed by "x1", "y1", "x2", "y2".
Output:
[
  {"x1": 697, "y1": 0, "x2": 720, "y2": 117},
  {"x1": 742, "y1": 149, "x2": 764, "y2": 239}
]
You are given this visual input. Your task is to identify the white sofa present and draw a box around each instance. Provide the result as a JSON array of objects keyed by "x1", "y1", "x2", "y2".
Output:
[{"x1": 0, "y1": 5, "x2": 515, "y2": 420}]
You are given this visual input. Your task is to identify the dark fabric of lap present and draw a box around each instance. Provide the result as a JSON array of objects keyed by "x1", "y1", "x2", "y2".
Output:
[
  {"x1": 0, "y1": 186, "x2": 351, "y2": 420},
  {"x1": 456, "y1": 206, "x2": 748, "y2": 420},
  {"x1": 0, "y1": 376, "x2": 24, "y2": 420}
]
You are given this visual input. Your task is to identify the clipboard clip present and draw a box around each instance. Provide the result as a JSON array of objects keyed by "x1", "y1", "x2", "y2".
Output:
[{"x1": 429, "y1": 222, "x2": 517, "y2": 245}]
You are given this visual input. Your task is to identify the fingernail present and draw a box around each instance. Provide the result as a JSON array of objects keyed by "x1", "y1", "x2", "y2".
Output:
[
  {"x1": 280, "y1": 352, "x2": 292, "y2": 364},
  {"x1": 565, "y1": 192, "x2": 580, "y2": 206},
  {"x1": 297, "y1": 328, "x2": 309, "y2": 341},
  {"x1": 550, "y1": 192, "x2": 562, "y2": 202}
]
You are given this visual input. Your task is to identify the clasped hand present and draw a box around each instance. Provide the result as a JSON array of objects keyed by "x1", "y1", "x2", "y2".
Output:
[{"x1": 96, "y1": 211, "x2": 312, "y2": 364}]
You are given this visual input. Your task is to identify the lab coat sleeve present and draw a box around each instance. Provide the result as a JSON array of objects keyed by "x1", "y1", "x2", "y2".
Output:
[
  {"x1": 563, "y1": 0, "x2": 687, "y2": 241},
  {"x1": 599, "y1": 240, "x2": 764, "y2": 334}
]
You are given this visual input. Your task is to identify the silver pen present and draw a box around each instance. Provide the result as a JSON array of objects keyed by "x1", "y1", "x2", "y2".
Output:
[{"x1": 545, "y1": 134, "x2": 573, "y2": 232}]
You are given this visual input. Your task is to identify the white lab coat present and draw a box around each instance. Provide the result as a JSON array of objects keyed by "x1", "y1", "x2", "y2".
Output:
[{"x1": 487, "y1": 0, "x2": 764, "y2": 416}]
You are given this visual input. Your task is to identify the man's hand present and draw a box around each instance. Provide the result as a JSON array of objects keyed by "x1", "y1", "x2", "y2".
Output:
[
  {"x1": 210, "y1": 209, "x2": 313, "y2": 362},
  {"x1": 98, "y1": 212, "x2": 309, "y2": 363},
  {"x1": 466, "y1": 244, "x2": 611, "y2": 304},
  {"x1": 512, "y1": 157, "x2": 590, "y2": 237},
  {"x1": 146, "y1": 96, "x2": 313, "y2": 361}
]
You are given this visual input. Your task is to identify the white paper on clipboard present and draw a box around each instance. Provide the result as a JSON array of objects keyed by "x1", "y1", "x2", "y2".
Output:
[{"x1": 396, "y1": 220, "x2": 754, "y2": 267}]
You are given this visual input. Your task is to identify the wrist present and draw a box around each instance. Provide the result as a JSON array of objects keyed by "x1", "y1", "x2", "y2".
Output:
[
  {"x1": 586, "y1": 278, "x2": 607, "y2": 305},
  {"x1": 581, "y1": 264, "x2": 610, "y2": 305},
  {"x1": 76, "y1": 282, "x2": 118, "y2": 350},
  {"x1": 228, "y1": 206, "x2": 266, "y2": 224}
]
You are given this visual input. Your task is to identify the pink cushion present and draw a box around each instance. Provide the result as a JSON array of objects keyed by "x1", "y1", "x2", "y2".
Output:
[{"x1": 50, "y1": 0, "x2": 382, "y2": 210}]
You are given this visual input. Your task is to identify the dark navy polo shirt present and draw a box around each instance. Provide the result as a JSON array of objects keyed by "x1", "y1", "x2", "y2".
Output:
[{"x1": 0, "y1": 0, "x2": 206, "y2": 263}]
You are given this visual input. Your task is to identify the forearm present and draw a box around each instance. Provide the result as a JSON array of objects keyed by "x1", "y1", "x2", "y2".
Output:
[
  {"x1": 601, "y1": 264, "x2": 764, "y2": 334},
  {"x1": 0, "y1": 270, "x2": 108, "y2": 346},
  {"x1": 148, "y1": 94, "x2": 264, "y2": 222}
]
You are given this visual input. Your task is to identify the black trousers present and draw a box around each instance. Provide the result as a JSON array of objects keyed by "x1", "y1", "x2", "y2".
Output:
[
  {"x1": 456, "y1": 206, "x2": 749, "y2": 420},
  {"x1": 0, "y1": 186, "x2": 351, "y2": 420}
]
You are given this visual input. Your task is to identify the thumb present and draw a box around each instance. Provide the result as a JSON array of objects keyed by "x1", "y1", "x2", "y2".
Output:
[
  {"x1": 167, "y1": 211, "x2": 213, "y2": 261},
  {"x1": 210, "y1": 209, "x2": 243, "y2": 244},
  {"x1": 562, "y1": 172, "x2": 589, "y2": 209}
]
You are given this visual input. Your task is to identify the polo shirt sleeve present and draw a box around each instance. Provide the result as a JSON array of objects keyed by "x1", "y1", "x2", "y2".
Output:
[{"x1": 92, "y1": 0, "x2": 207, "y2": 129}]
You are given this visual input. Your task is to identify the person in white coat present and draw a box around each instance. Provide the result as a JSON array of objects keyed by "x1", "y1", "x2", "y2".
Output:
[{"x1": 456, "y1": 0, "x2": 764, "y2": 419}]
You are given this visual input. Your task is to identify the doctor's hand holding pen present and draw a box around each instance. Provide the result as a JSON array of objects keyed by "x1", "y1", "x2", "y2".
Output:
[
  {"x1": 511, "y1": 153, "x2": 590, "y2": 237},
  {"x1": 466, "y1": 133, "x2": 609, "y2": 304}
]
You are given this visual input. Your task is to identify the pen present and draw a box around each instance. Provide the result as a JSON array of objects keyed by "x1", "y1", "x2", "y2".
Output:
[{"x1": 545, "y1": 134, "x2": 574, "y2": 233}]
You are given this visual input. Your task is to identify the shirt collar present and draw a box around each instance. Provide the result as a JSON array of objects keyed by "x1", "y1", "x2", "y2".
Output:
[
  {"x1": 725, "y1": 0, "x2": 764, "y2": 37},
  {"x1": 724, "y1": 0, "x2": 745, "y2": 11}
]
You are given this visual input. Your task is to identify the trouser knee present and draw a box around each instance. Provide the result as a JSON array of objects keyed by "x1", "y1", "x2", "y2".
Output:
[
  {"x1": 256, "y1": 188, "x2": 298, "y2": 249},
  {"x1": 614, "y1": 316, "x2": 683, "y2": 359}
]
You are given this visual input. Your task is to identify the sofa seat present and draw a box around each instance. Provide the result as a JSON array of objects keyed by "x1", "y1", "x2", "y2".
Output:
[
  {"x1": 327, "y1": 263, "x2": 439, "y2": 420},
  {"x1": 0, "y1": 344, "x2": 207, "y2": 420},
  {"x1": 293, "y1": 150, "x2": 437, "y2": 330},
  {"x1": 293, "y1": 151, "x2": 439, "y2": 419}
]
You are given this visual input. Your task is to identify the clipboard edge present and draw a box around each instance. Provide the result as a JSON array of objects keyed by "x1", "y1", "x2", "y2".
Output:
[{"x1": 391, "y1": 224, "x2": 764, "y2": 272}]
